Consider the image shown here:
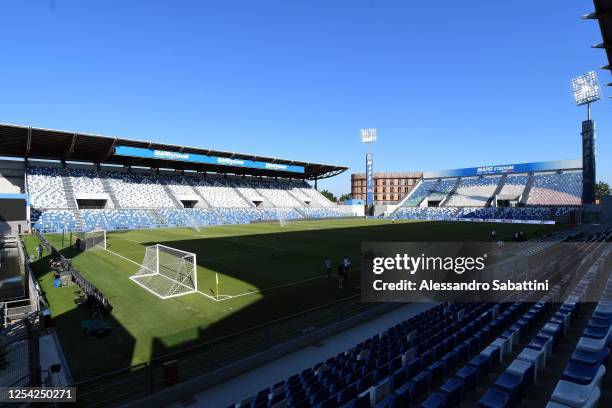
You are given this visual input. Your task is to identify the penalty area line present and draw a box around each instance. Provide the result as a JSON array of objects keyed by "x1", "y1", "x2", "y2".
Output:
[
  {"x1": 199, "y1": 275, "x2": 328, "y2": 302},
  {"x1": 104, "y1": 248, "x2": 144, "y2": 268}
]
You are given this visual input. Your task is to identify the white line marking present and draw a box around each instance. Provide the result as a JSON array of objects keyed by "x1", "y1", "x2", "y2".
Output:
[
  {"x1": 107, "y1": 233, "x2": 346, "y2": 302},
  {"x1": 104, "y1": 248, "x2": 143, "y2": 267},
  {"x1": 201, "y1": 275, "x2": 328, "y2": 302}
]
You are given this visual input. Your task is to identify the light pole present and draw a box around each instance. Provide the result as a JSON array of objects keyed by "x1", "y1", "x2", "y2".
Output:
[
  {"x1": 571, "y1": 71, "x2": 601, "y2": 205},
  {"x1": 360, "y1": 128, "x2": 377, "y2": 215}
]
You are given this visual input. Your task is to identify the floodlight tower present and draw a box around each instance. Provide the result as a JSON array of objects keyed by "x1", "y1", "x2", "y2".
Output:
[
  {"x1": 571, "y1": 71, "x2": 601, "y2": 205},
  {"x1": 360, "y1": 128, "x2": 377, "y2": 215}
]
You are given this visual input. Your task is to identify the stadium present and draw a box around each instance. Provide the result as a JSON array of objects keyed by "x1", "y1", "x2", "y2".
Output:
[{"x1": 0, "y1": 1, "x2": 612, "y2": 408}]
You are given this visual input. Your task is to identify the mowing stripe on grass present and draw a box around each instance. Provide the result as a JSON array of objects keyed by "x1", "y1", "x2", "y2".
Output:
[
  {"x1": 225, "y1": 275, "x2": 328, "y2": 300},
  {"x1": 202, "y1": 249, "x2": 279, "y2": 262},
  {"x1": 157, "y1": 228, "x2": 285, "y2": 251},
  {"x1": 102, "y1": 246, "x2": 322, "y2": 303}
]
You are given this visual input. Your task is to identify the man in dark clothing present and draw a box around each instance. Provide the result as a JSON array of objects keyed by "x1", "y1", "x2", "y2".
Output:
[
  {"x1": 324, "y1": 256, "x2": 332, "y2": 277},
  {"x1": 337, "y1": 264, "x2": 345, "y2": 289}
]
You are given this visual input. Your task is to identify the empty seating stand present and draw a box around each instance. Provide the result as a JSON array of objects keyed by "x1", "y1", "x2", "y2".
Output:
[
  {"x1": 546, "y1": 251, "x2": 611, "y2": 408},
  {"x1": 445, "y1": 176, "x2": 501, "y2": 207},
  {"x1": 526, "y1": 172, "x2": 582, "y2": 206},
  {"x1": 230, "y1": 301, "x2": 550, "y2": 408},
  {"x1": 26, "y1": 166, "x2": 349, "y2": 232},
  {"x1": 476, "y1": 246, "x2": 610, "y2": 408},
  {"x1": 226, "y1": 232, "x2": 608, "y2": 408}
]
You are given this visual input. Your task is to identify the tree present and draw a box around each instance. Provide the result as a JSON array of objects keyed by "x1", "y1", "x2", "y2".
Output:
[
  {"x1": 595, "y1": 181, "x2": 610, "y2": 200},
  {"x1": 319, "y1": 189, "x2": 337, "y2": 202},
  {"x1": 338, "y1": 193, "x2": 352, "y2": 202}
]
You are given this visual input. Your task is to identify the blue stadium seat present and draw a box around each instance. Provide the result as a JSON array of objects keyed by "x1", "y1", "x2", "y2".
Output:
[
  {"x1": 454, "y1": 365, "x2": 477, "y2": 391},
  {"x1": 561, "y1": 360, "x2": 603, "y2": 385},
  {"x1": 392, "y1": 382, "x2": 413, "y2": 407},
  {"x1": 390, "y1": 367, "x2": 406, "y2": 391},
  {"x1": 494, "y1": 371, "x2": 525, "y2": 406},
  {"x1": 468, "y1": 354, "x2": 490, "y2": 381},
  {"x1": 439, "y1": 377, "x2": 464, "y2": 406},
  {"x1": 420, "y1": 392, "x2": 447, "y2": 408},
  {"x1": 349, "y1": 392, "x2": 371, "y2": 408},
  {"x1": 412, "y1": 371, "x2": 431, "y2": 399},
  {"x1": 478, "y1": 387, "x2": 511, "y2": 408}
]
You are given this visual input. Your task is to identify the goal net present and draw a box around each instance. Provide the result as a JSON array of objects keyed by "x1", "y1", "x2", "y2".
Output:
[
  {"x1": 78, "y1": 230, "x2": 107, "y2": 250},
  {"x1": 130, "y1": 244, "x2": 197, "y2": 299}
]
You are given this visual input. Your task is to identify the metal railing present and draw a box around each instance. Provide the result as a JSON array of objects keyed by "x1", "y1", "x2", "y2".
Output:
[{"x1": 72, "y1": 295, "x2": 385, "y2": 407}]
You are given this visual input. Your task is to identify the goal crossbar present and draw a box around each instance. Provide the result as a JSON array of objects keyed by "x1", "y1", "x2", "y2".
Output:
[{"x1": 78, "y1": 229, "x2": 107, "y2": 251}]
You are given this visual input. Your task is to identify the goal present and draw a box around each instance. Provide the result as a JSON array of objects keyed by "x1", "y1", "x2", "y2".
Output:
[
  {"x1": 130, "y1": 244, "x2": 197, "y2": 299},
  {"x1": 78, "y1": 230, "x2": 107, "y2": 250}
]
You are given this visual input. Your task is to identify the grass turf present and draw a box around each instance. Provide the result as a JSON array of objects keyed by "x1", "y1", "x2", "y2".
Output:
[{"x1": 22, "y1": 218, "x2": 563, "y2": 380}]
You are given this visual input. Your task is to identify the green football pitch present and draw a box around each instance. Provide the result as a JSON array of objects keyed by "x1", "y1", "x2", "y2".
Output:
[{"x1": 22, "y1": 218, "x2": 562, "y2": 380}]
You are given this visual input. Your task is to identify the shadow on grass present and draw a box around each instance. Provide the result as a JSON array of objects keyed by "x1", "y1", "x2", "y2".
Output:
[
  {"x1": 27, "y1": 248, "x2": 137, "y2": 382},
  {"x1": 141, "y1": 221, "x2": 559, "y2": 355},
  {"x1": 30, "y1": 220, "x2": 564, "y2": 402}
]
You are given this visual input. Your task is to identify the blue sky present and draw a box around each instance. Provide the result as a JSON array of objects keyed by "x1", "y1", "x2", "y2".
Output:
[{"x1": 0, "y1": 0, "x2": 609, "y2": 195}]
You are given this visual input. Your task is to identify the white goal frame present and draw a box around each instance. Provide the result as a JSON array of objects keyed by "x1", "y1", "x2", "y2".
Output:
[
  {"x1": 78, "y1": 229, "x2": 107, "y2": 250},
  {"x1": 130, "y1": 244, "x2": 198, "y2": 299}
]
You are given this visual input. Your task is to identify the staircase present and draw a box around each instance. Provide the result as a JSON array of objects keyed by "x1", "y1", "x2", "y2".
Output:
[
  {"x1": 232, "y1": 186, "x2": 258, "y2": 207},
  {"x1": 149, "y1": 209, "x2": 166, "y2": 225},
  {"x1": 254, "y1": 187, "x2": 281, "y2": 208},
  {"x1": 59, "y1": 169, "x2": 78, "y2": 209},
  {"x1": 183, "y1": 177, "x2": 211, "y2": 208},
  {"x1": 293, "y1": 207, "x2": 308, "y2": 219},
  {"x1": 396, "y1": 179, "x2": 431, "y2": 208},
  {"x1": 158, "y1": 178, "x2": 184, "y2": 208},
  {"x1": 285, "y1": 189, "x2": 307, "y2": 207},
  {"x1": 486, "y1": 174, "x2": 507, "y2": 207},
  {"x1": 72, "y1": 210, "x2": 85, "y2": 230},
  {"x1": 415, "y1": 179, "x2": 441, "y2": 207},
  {"x1": 98, "y1": 170, "x2": 121, "y2": 208},
  {"x1": 299, "y1": 188, "x2": 321, "y2": 207},
  {"x1": 440, "y1": 178, "x2": 462, "y2": 207},
  {"x1": 519, "y1": 175, "x2": 535, "y2": 205}
]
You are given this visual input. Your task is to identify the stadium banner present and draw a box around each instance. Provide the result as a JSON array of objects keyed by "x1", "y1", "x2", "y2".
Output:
[
  {"x1": 423, "y1": 159, "x2": 582, "y2": 179},
  {"x1": 366, "y1": 153, "x2": 374, "y2": 206},
  {"x1": 392, "y1": 217, "x2": 555, "y2": 225},
  {"x1": 361, "y1": 242, "x2": 611, "y2": 302},
  {"x1": 114, "y1": 146, "x2": 305, "y2": 173}
]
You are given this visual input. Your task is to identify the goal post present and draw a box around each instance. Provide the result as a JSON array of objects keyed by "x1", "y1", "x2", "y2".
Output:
[
  {"x1": 78, "y1": 230, "x2": 107, "y2": 250},
  {"x1": 130, "y1": 244, "x2": 197, "y2": 299}
]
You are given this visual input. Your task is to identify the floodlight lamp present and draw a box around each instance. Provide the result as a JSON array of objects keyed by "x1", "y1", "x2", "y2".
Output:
[
  {"x1": 571, "y1": 71, "x2": 601, "y2": 106},
  {"x1": 360, "y1": 128, "x2": 377, "y2": 144}
]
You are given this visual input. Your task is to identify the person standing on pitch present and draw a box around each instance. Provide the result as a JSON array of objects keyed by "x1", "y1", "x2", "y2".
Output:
[
  {"x1": 491, "y1": 229, "x2": 496, "y2": 242},
  {"x1": 324, "y1": 256, "x2": 332, "y2": 278},
  {"x1": 343, "y1": 255, "x2": 351, "y2": 285},
  {"x1": 337, "y1": 263, "x2": 345, "y2": 289},
  {"x1": 37, "y1": 243, "x2": 44, "y2": 260}
]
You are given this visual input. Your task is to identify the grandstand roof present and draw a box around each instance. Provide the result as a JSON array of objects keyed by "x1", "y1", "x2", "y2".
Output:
[
  {"x1": 591, "y1": 0, "x2": 612, "y2": 76},
  {"x1": 0, "y1": 123, "x2": 347, "y2": 180}
]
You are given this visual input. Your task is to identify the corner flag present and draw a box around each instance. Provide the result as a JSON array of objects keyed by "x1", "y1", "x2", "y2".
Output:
[{"x1": 215, "y1": 273, "x2": 219, "y2": 299}]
